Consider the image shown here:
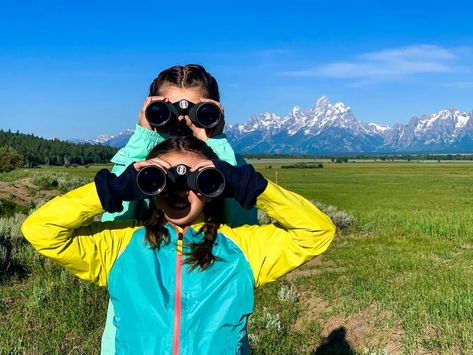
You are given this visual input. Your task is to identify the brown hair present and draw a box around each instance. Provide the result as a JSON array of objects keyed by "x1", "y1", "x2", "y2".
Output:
[
  {"x1": 149, "y1": 64, "x2": 220, "y2": 102},
  {"x1": 143, "y1": 135, "x2": 223, "y2": 271}
]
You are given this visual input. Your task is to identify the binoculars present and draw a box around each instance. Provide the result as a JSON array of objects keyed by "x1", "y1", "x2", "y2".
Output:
[
  {"x1": 145, "y1": 99, "x2": 223, "y2": 129},
  {"x1": 136, "y1": 164, "x2": 226, "y2": 198}
]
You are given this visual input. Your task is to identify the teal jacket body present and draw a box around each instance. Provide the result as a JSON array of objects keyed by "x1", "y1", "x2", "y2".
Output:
[{"x1": 109, "y1": 226, "x2": 253, "y2": 354}]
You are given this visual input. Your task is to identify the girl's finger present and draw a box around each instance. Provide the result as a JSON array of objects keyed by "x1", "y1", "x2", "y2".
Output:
[
  {"x1": 146, "y1": 157, "x2": 172, "y2": 169},
  {"x1": 133, "y1": 157, "x2": 172, "y2": 171},
  {"x1": 190, "y1": 159, "x2": 215, "y2": 171},
  {"x1": 199, "y1": 98, "x2": 224, "y2": 113},
  {"x1": 183, "y1": 116, "x2": 208, "y2": 141},
  {"x1": 148, "y1": 95, "x2": 166, "y2": 102}
]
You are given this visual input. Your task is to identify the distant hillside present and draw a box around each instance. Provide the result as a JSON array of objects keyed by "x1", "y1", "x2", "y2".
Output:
[{"x1": 0, "y1": 129, "x2": 117, "y2": 167}]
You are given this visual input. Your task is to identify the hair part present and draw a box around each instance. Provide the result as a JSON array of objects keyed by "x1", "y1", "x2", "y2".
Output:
[
  {"x1": 144, "y1": 135, "x2": 223, "y2": 270},
  {"x1": 149, "y1": 64, "x2": 220, "y2": 102}
]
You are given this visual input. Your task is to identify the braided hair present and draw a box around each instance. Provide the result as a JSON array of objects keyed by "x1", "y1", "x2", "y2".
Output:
[
  {"x1": 143, "y1": 136, "x2": 224, "y2": 271},
  {"x1": 149, "y1": 64, "x2": 220, "y2": 102}
]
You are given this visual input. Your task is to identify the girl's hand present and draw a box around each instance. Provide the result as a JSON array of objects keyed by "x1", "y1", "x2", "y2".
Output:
[
  {"x1": 138, "y1": 96, "x2": 167, "y2": 131},
  {"x1": 190, "y1": 159, "x2": 216, "y2": 172},
  {"x1": 133, "y1": 157, "x2": 172, "y2": 172},
  {"x1": 181, "y1": 98, "x2": 225, "y2": 141}
]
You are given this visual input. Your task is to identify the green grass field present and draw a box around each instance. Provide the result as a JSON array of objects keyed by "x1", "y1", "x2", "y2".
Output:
[{"x1": 1, "y1": 162, "x2": 473, "y2": 354}]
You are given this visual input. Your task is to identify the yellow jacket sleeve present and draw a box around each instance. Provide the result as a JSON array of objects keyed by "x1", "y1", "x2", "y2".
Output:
[
  {"x1": 21, "y1": 182, "x2": 139, "y2": 286},
  {"x1": 221, "y1": 181, "x2": 336, "y2": 287}
]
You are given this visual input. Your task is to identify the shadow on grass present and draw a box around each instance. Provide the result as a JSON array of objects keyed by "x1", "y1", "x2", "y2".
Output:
[
  {"x1": 311, "y1": 327, "x2": 355, "y2": 355},
  {"x1": 0, "y1": 262, "x2": 29, "y2": 284}
]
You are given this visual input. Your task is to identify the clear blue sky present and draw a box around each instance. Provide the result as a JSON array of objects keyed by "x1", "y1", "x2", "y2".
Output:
[{"x1": 1, "y1": 0, "x2": 472, "y2": 139}]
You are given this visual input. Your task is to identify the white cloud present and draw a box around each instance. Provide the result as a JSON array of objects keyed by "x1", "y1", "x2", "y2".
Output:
[{"x1": 280, "y1": 45, "x2": 463, "y2": 81}]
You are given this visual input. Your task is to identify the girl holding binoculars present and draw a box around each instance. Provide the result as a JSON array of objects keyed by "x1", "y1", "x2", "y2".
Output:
[
  {"x1": 22, "y1": 134, "x2": 336, "y2": 354},
  {"x1": 103, "y1": 64, "x2": 257, "y2": 226},
  {"x1": 98, "y1": 64, "x2": 258, "y2": 353}
]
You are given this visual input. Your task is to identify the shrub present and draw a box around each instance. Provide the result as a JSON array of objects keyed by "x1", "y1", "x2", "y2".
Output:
[
  {"x1": 0, "y1": 240, "x2": 10, "y2": 273},
  {"x1": 258, "y1": 209, "x2": 273, "y2": 225},
  {"x1": 32, "y1": 172, "x2": 91, "y2": 191},
  {"x1": 0, "y1": 213, "x2": 28, "y2": 247},
  {"x1": 281, "y1": 163, "x2": 323, "y2": 169},
  {"x1": 311, "y1": 200, "x2": 354, "y2": 230},
  {"x1": 277, "y1": 285, "x2": 298, "y2": 303},
  {"x1": 0, "y1": 199, "x2": 28, "y2": 217},
  {"x1": 258, "y1": 200, "x2": 355, "y2": 232},
  {"x1": 249, "y1": 307, "x2": 282, "y2": 332},
  {"x1": 0, "y1": 213, "x2": 28, "y2": 275},
  {"x1": 0, "y1": 146, "x2": 24, "y2": 172}
]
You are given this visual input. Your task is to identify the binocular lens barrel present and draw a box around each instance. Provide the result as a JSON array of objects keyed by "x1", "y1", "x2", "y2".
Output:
[
  {"x1": 144, "y1": 101, "x2": 222, "y2": 129},
  {"x1": 136, "y1": 166, "x2": 167, "y2": 195},
  {"x1": 193, "y1": 168, "x2": 226, "y2": 198},
  {"x1": 195, "y1": 103, "x2": 222, "y2": 128},
  {"x1": 145, "y1": 101, "x2": 172, "y2": 127},
  {"x1": 136, "y1": 165, "x2": 225, "y2": 198}
]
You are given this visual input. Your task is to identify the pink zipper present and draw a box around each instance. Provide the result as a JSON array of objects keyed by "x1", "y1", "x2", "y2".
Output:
[{"x1": 172, "y1": 226, "x2": 188, "y2": 355}]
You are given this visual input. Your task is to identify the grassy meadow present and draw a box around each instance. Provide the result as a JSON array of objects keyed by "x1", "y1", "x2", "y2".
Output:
[{"x1": 1, "y1": 161, "x2": 473, "y2": 354}]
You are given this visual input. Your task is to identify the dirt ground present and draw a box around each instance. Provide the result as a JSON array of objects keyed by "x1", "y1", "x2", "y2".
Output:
[
  {"x1": 287, "y1": 256, "x2": 406, "y2": 354},
  {"x1": 0, "y1": 178, "x2": 58, "y2": 208}
]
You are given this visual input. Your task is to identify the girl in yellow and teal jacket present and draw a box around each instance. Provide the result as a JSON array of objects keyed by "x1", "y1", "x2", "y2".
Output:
[
  {"x1": 22, "y1": 135, "x2": 336, "y2": 354},
  {"x1": 99, "y1": 64, "x2": 259, "y2": 353}
]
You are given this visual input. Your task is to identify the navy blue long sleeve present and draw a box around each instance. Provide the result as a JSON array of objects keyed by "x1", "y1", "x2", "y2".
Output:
[{"x1": 212, "y1": 160, "x2": 268, "y2": 209}]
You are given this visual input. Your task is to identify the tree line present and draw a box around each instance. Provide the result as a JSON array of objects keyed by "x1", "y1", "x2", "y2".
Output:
[
  {"x1": 0, "y1": 129, "x2": 118, "y2": 169},
  {"x1": 244, "y1": 153, "x2": 473, "y2": 161}
]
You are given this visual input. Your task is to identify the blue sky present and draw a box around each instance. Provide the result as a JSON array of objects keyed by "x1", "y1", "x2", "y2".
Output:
[{"x1": 0, "y1": 0, "x2": 472, "y2": 139}]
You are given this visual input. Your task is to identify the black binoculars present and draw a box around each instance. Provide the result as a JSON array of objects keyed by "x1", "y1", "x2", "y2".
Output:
[
  {"x1": 145, "y1": 99, "x2": 223, "y2": 129},
  {"x1": 136, "y1": 164, "x2": 226, "y2": 198}
]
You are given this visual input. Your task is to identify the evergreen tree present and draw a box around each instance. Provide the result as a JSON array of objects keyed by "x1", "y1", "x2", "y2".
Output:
[{"x1": 0, "y1": 146, "x2": 24, "y2": 172}]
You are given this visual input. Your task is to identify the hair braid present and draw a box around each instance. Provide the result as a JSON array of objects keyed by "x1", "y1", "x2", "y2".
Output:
[
  {"x1": 144, "y1": 201, "x2": 170, "y2": 249},
  {"x1": 184, "y1": 200, "x2": 223, "y2": 271},
  {"x1": 149, "y1": 64, "x2": 220, "y2": 101}
]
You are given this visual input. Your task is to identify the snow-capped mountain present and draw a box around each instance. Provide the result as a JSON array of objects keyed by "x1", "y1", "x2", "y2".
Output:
[
  {"x1": 225, "y1": 97, "x2": 473, "y2": 153},
  {"x1": 98, "y1": 129, "x2": 134, "y2": 148},
  {"x1": 93, "y1": 97, "x2": 473, "y2": 154},
  {"x1": 383, "y1": 108, "x2": 473, "y2": 152},
  {"x1": 226, "y1": 96, "x2": 385, "y2": 153},
  {"x1": 95, "y1": 134, "x2": 113, "y2": 144},
  {"x1": 69, "y1": 129, "x2": 134, "y2": 147}
]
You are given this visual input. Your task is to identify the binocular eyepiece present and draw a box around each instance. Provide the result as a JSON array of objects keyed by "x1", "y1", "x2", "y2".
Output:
[
  {"x1": 145, "y1": 99, "x2": 223, "y2": 129},
  {"x1": 136, "y1": 164, "x2": 226, "y2": 198}
]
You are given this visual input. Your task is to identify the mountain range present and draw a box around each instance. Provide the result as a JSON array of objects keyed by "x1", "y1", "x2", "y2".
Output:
[{"x1": 90, "y1": 97, "x2": 473, "y2": 154}]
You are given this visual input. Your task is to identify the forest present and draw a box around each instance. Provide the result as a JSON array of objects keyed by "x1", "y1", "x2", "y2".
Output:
[{"x1": 0, "y1": 129, "x2": 117, "y2": 168}]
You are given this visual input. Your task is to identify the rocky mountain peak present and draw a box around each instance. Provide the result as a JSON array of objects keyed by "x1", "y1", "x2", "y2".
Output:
[
  {"x1": 94, "y1": 98, "x2": 473, "y2": 154},
  {"x1": 315, "y1": 96, "x2": 329, "y2": 109},
  {"x1": 290, "y1": 106, "x2": 301, "y2": 115}
]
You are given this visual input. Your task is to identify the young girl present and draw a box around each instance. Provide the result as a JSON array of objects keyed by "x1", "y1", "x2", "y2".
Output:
[
  {"x1": 105, "y1": 64, "x2": 257, "y2": 226},
  {"x1": 22, "y1": 136, "x2": 336, "y2": 354},
  {"x1": 101, "y1": 64, "x2": 258, "y2": 353}
]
